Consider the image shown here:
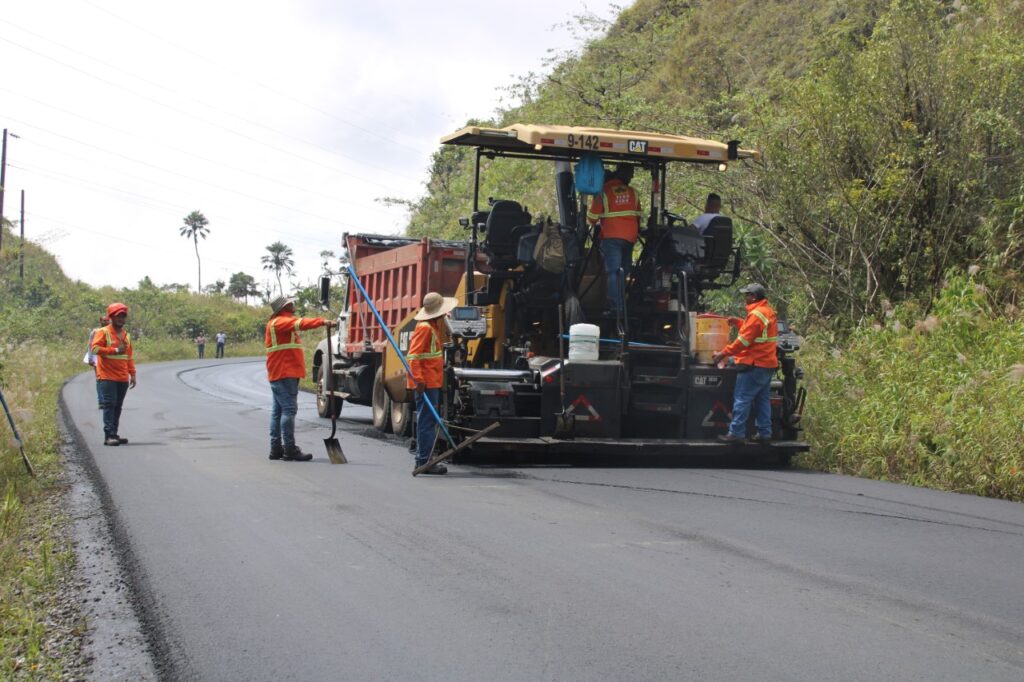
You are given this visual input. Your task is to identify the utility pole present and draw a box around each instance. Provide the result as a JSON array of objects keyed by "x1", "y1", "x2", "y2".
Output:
[
  {"x1": 19, "y1": 190, "x2": 25, "y2": 280},
  {"x1": 1, "y1": 128, "x2": 7, "y2": 253}
]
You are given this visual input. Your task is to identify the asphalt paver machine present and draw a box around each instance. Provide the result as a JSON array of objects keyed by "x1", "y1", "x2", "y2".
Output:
[{"x1": 437, "y1": 124, "x2": 808, "y2": 464}]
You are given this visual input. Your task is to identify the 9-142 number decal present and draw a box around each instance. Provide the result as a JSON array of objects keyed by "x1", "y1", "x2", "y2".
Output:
[{"x1": 566, "y1": 134, "x2": 600, "y2": 150}]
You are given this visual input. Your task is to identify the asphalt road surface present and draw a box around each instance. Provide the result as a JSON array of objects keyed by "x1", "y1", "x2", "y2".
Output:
[{"x1": 64, "y1": 358, "x2": 1024, "y2": 681}]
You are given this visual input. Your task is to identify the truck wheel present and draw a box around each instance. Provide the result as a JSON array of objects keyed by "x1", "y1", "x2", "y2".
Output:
[
  {"x1": 315, "y1": 367, "x2": 342, "y2": 419},
  {"x1": 390, "y1": 400, "x2": 413, "y2": 438},
  {"x1": 371, "y1": 367, "x2": 392, "y2": 433}
]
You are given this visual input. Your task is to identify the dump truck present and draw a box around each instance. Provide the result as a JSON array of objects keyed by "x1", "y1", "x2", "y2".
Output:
[
  {"x1": 434, "y1": 124, "x2": 807, "y2": 464},
  {"x1": 312, "y1": 233, "x2": 485, "y2": 437}
]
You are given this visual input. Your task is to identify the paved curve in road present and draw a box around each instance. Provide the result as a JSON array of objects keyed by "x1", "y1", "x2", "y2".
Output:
[{"x1": 64, "y1": 358, "x2": 1024, "y2": 681}]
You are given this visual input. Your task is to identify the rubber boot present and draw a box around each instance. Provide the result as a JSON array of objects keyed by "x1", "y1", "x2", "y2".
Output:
[{"x1": 283, "y1": 446, "x2": 313, "y2": 462}]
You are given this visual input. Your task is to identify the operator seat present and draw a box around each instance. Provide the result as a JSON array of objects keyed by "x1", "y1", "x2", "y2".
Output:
[
  {"x1": 483, "y1": 200, "x2": 532, "y2": 269},
  {"x1": 702, "y1": 216, "x2": 733, "y2": 271}
]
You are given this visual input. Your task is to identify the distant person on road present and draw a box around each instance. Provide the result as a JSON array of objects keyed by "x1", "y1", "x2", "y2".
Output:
[
  {"x1": 84, "y1": 314, "x2": 110, "y2": 405},
  {"x1": 195, "y1": 333, "x2": 206, "y2": 359},
  {"x1": 265, "y1": 296, "x2": 332, "y2": 462},
  {"x1": 711, "y1": 283, "x2": 778, "y2": 445},
  {"x1": 587, "y1": 164, "x2": 642, "y2": 315},
  {"x1": 690, "y1": 193, "x2": 723, "y2": 234},
  {"x1": 91, "y1": 303, "x2": 136, "y2": 447},
  {"x1": 408, "y1": 292, "x2": 457, "y2": 476},
  {"x1": 215, "y1": 331, "x2": 226, "y2": 358}
]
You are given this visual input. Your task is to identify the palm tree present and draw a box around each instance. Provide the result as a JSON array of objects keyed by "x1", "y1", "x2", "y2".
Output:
[
  {"x1": 262, "y1": 241, "x2": 294, "y2": 296},
  {"x1": 179, "y1": 210, "x2": 210, "y2": 292}
]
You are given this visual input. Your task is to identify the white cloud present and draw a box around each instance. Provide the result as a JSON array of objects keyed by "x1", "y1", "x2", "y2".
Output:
[{"x1": 0, "y1": 0, "x2": 617, "y2": 290}]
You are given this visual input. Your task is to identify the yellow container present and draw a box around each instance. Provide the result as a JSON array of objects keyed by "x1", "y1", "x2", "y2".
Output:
[{"x1": 694, "y1": 315, "x2": 730, "y2": 364}]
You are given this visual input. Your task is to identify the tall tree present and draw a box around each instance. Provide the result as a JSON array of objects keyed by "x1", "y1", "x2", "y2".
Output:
[
  {"x1": 179, "y1": 210, "x2": 210, "y2": 292},
  {"x1": 261, "y1": 241, "x2": 294, "y2": 296},
  {"x1": 228, "y1": 271, "x2": 257, "y2": 303}
]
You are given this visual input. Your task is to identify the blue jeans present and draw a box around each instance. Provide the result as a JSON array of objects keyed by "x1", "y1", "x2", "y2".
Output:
[
  {"x1": 600, "y1": 238, "x2": 633, "y2": 312},
  {"x1": 415, "y1": 388, "x2": 440, "y2": 467},
  {"x1": 97, "y1": 379, "x2": 129, "y2": 438},
  {"x1": 728, "y1": 366, "x2": 775, "y2": 438},
  {"x1": 270, "y1": 378, "x2": 299, "y2": 450}
]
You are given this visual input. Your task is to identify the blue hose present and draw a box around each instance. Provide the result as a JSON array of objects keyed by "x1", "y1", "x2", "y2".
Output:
[{"x1": 346, "y1": 265, "x2": 456, "y2": 449}]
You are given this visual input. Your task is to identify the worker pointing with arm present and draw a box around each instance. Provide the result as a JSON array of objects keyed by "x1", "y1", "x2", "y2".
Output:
[
  {"x1": 408, "y1": 292, "x2": 457, "y2": 476},
  {"x1": 92, "y1": 303, "x2": 136, "y2": 446},
  {"x1": 265, "y1": 296, "x2": 333, "y2": 461},
  {"x1": 711, "y1": 283, "x2": 779, "y2": 444}
]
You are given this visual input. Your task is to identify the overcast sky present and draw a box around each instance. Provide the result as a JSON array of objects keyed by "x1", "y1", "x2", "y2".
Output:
[{"x1": 1, "y1": 0, "x2": 617, "y2": 293}]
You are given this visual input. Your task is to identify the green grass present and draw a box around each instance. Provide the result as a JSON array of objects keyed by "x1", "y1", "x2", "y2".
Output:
[
  {"x1": 1, "y1": 344, "x2": 86, "y2": 678},
  {"x1": 799, "y1": 271, "x2": 1024, "y2": 501},
  {"x1": 0, "y1": 335, "x2": 274, "y2": 677}
]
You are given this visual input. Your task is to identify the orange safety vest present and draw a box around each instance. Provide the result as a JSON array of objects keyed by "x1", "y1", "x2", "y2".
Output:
[
  {"x1": 91, "y1": 325, "x2": 136, "y2": 382},
  {"x1": 719, "y1": 299, "x2": 779, "y2": 369},
  {"x1": 406, "y1": 320, "x2": 444, "y2": 390},
  {"x1": 587, "y1": 178, "x2": 642, "y2": 243},
  {"x1": 265, "y1": 312, "x2": 327, "y2": 382}
]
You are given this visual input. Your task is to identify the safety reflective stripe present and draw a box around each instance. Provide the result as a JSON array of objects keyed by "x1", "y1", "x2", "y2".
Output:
[
  {"x1": 602, "y1": 209, "x2": 642, "y2": 218},
  {"x1": 96, "y1": 329, "x2": 130, "y2": 360},
  {"x1": 750, "y1": 309, "x2": 777, "y2": 344},
  {"x1": 266, "y1": 322, "x2": 303, "y2": 354},
  {"x1": 739, "y1": 336, "x2": 751, "y2": 347},
  {"x1": 407, "y1": 326, "x2": 441, "y2": 360}
]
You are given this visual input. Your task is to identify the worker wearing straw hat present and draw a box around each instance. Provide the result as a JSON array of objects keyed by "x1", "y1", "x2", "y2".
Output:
[{"x1": 408, "y1": 292, "x2": 457, "y2": 475}]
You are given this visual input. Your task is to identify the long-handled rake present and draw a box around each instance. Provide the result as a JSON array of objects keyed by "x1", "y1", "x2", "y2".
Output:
[{"x1": 346, "y1": 265, "x2": 496, "y2": 476}]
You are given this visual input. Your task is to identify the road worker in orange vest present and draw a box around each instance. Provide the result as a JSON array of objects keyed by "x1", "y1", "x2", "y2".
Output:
[
  {"x1": 587, "y1": 163, "x2": 642, "y2": 314},
  {"x1": 711, "y1": 283, "x2": 779, "y2": 444},
  {"x1": 265, "y1": 295, "x2": 333, "y2": 461},
  {"x1": 408, "y1": 292, "x2": 457, "y2": 475},
  {"x1": 91, "y1": 303, "x2": 136, "y2": 446}
]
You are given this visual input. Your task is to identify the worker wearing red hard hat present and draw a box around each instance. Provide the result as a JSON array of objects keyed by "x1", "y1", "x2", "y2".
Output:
[{"x1": 91, "y1": 302, "x2": 136, "y2": 446}]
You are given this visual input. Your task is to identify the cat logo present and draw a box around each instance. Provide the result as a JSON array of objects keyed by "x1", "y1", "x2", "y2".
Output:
[
  {"x1": 628, "y1": 139, "x2": 648, "y2": 154},
  {"x1": 566, "y1": 394, "x2": 601, "y2": 422},
  {"x1": 693, "y1": 375, "x2": 723, "y2": 388}
]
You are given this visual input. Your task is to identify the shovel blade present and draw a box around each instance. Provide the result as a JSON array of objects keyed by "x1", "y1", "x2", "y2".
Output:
[{"x1": 324, "y1": 438, "x2": 347, "y2": 464}]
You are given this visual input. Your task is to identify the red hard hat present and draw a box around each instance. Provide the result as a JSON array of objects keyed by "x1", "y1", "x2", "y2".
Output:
[{"x1": 107, "y1": 302, "x2": 129, "y2": 317}]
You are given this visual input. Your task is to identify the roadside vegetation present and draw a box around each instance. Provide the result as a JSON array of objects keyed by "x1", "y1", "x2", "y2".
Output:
[
  {"x1": 3, "y1": 0, "x2": 1024, "y2": 677},
  {"x1": 398, "y1": 0, "x2": 1024, "y2": 501},
  {"x1": 0, "y1": 233, "x2": 316, "y2": 677}
]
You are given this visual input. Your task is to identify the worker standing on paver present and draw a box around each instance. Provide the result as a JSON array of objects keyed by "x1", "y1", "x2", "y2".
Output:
[
  {"x1": 711, "y1": 283, "x2": 779, "y2": 444},
  {"x1": 265, "y1": 296, "x2": 332, "y2": 461},
  {"x1": 92, "y1": 303, "x2": 136, "y2": 446},
  {"x1": 587, "y1": 164, "x2": 642, "y2": 315},
  {"x1": 408, "y1": 292, "x2": 457, "y2": 475}
]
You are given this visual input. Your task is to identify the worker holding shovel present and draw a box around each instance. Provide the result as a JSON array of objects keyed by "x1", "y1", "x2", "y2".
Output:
[
  {"x1": 408, "y1": 292, "x2": 457, "y2": 475},
  {"x1": 265, "y1": 296, "x2": 332, "y2": 461}
]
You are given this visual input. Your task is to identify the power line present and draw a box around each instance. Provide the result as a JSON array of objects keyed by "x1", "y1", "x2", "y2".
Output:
[
  {"x1": 76, "y1": 0, "x2": 423, "y2": 155},
  {"x1": 0, "y1": 19, "x2": 423, "y2": 185},
  {"x1": 0, "y1": 34, "x2": 413, "y2": 193},
  {"x1": 12, "y1": 162, "x2": 360, "y2": 251},
  {"x1": 1, "y1": 88, "x2": 398, "y2": 215},
  {"x1": 3, "y1": 118, "x2": 376, "y2": 230}
]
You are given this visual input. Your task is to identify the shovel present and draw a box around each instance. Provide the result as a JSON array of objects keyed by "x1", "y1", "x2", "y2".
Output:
[
  {"x1": 0, "y1": 386, "x2": 35, "y2": 477},
  {"x1": 322, "y1": 327, "x2": 347, "y2": 464}
]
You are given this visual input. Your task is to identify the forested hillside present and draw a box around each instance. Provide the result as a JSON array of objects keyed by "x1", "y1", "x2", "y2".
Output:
[{"x1": 401, "y1": 0, "x2": 1024, "y2": 498}]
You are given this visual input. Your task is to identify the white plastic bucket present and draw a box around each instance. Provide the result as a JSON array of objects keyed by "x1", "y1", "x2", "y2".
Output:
[{"x1": 568, "y1": 323, "x2": 600, "y2": 361}]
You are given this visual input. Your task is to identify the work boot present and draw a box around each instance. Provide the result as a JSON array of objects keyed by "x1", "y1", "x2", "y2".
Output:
[
  {"x1": 103, "y1": 436, "x2": 121, "y2": 446},
  {"x1": 283, "y1": 446, "x2": 313, "y2": 462},
  {"x1": 115, "y1": 436, "x2": 129, "y2": 444},
  {"x1": 268, "y1": 445, "x2": 284, "y2": 460},
  {"x1": 749, "y1": 434, "x2": 772, "y2": 445},
  {"x1": 420, "y1": 463, "x2": 448, "y2": 475},
  {"x1": 716, "y1": 433, "x2": 746, "y2": 444}
]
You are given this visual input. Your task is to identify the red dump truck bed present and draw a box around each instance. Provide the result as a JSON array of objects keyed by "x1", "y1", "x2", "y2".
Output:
[{"x1": 343, "y1": 233, "x2": 479, "y2": 354}]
